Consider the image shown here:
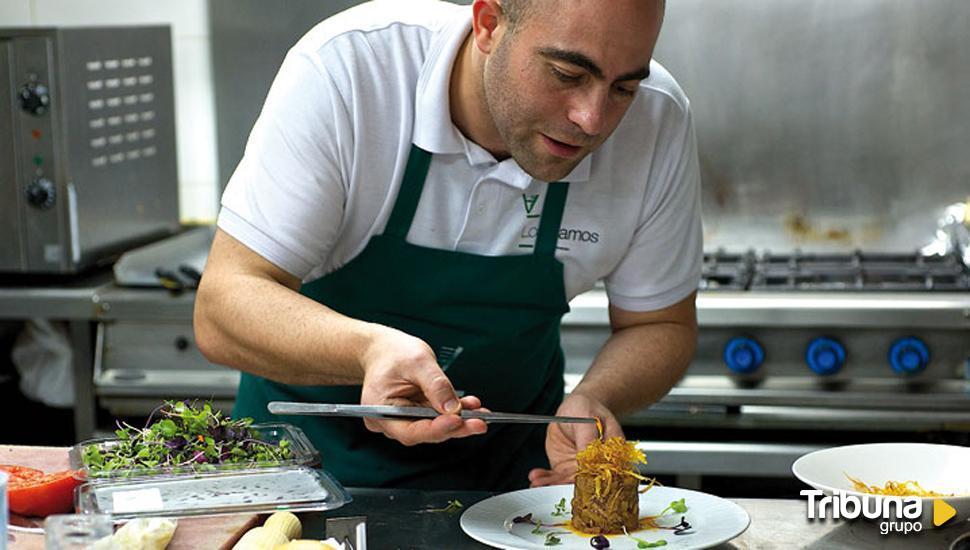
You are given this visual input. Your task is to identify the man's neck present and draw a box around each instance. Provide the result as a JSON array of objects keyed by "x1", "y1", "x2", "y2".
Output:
[{"x1": 448, "y1": 31, "x2": 508, "y2": 159}]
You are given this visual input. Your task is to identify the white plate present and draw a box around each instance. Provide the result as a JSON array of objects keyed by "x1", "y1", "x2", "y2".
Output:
[
  {"x1": 460, "y1": 485, "x2": 750, "y2": 549},
  {"x1": 792, "y1": 443, "x2": 970, "y2": 527}
]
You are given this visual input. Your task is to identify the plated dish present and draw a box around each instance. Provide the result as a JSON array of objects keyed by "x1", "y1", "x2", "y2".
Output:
[
  {"x1": 461, "y1": 485, "x2": 750, "y2": 549},
  {"x1": 792, "y1": 443, "x2": 970, "y2": 527}
]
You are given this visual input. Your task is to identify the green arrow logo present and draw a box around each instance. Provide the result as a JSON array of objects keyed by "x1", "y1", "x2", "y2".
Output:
[{"x1": 522, "y1": 194, "x2": 539, "y2": 216}]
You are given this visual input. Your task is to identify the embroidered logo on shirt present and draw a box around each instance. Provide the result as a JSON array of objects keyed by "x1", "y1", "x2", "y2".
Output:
[
  {"x1": 518, "y1": 194, "x2": 601, "y2": 251},
  {"x1": 522, "y1": 194, "x2": 540, "y2": 218}
]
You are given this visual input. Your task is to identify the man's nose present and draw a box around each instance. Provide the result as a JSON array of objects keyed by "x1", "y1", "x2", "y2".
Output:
[{"x1": 566, "y1": 88, "x2": 608, "y2": 137}]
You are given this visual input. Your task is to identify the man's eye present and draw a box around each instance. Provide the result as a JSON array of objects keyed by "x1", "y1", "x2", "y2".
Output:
[
  {"x1": 550, "y1": 66, "x2": 581, "y2": 83},
  {"x1": 614, "y1": 85, "x2": 637, "y2": 98}
]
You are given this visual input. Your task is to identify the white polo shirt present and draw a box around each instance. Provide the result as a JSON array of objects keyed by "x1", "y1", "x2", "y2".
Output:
[{"x1": 218, "y1": 0, "x2": 702, "y2": 312}]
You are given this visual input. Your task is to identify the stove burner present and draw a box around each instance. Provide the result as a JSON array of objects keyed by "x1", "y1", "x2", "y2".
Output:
[
  {"x1": 698, "y1": 250, "x2": 970, "y2": 291},
  {"x1": 700, "y1": 249, "x2": 754, "y2": 290},
  {"x1": 749, "y1": 250, "x2": 970, "y2": 291}
]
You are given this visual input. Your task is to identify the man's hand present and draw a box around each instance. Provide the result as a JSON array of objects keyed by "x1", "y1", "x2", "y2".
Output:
[
  {"x1": 527, "y1": 391, "x2": 624, "y2": 487},
  {"x1": 359, "y1": 325, "x2": 488, "y2": 446}
]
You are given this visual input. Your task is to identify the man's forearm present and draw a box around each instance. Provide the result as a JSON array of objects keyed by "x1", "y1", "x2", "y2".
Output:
[
  {"x1": 194, "y1": 269, "x2": 378, "y2": 386},
  {"x1": 571, "y1": 318, "x2": 697, "y2": 416}
]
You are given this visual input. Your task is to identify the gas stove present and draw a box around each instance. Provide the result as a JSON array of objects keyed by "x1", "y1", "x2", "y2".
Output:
[
  {"x1": 701, "y1": 249, "x2": 970, "y2": 291},
  {"x1": 562, "y1": 249, "x2": 970, "y2": 479}
]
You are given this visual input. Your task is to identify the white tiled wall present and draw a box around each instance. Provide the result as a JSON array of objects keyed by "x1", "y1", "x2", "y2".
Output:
[{"x1": 4, "y1": 0, "x2": 218, "y2": 223}]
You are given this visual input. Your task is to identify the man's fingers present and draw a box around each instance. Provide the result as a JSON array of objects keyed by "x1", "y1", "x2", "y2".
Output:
[
  {"x1": 459, "y1": 395, "x2": 483, "y2": 410},
  {"x1": 528, "y1": 467, "x2": 572, "y2": 487},
  {"x1": 574, "y1": 423, "x2": 601, "y2": 452},
  {"x1": 412, "y1": 367, "x2": 461, "y2": 414},
  {"x1": 365, "y1": 416, "x2": 488, "y2": 445}
]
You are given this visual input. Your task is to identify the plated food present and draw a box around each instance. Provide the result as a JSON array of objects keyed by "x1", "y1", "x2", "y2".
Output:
[
  {"x1": 792, "y1": 443, "x2": 970, "y2": 527},
  {"x1": 846, "y1": 474, "x2": 954, "y2": 497},
  {"x1": 461, "y1": 484, "x2": 749, "y2": 549},
  {"x1": 571, "y1": 436, "x2": 649, "y2": 534}
]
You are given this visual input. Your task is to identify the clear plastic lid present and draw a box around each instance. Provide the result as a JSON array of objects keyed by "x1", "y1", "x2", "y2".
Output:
[
  {"x1": 69, "y1": 423, "x2": 320, "y2": 481},
  {"x1": 76, "y1": 466, "x2": 351, "y2": 520}
]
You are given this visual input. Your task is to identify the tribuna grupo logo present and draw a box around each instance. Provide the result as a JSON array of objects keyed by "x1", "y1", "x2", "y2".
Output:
[{"x1": 801, "y1": 489, "x2": 957, "y2": 535}]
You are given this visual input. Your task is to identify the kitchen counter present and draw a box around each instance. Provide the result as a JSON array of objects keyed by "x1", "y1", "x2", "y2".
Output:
[
  {"x1": 4, "y1": 441, "x2": 966, "y2": 549},
  {"x1": 318, "y1": 489, "x2": 970, "y2": 549}
]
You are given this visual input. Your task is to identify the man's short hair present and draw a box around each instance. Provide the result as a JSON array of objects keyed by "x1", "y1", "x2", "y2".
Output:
[
  {"x1": 500, "y1": 0, "x2": 538, "y2": 34},
  {"x1": 500, "y1": 0, "x2": 665, "y2": 34}
]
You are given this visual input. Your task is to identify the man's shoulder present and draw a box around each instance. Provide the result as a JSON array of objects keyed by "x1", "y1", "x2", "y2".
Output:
[
  {"x1": 292, "y1": 0, "x2": 464, "y2": 55},
  {"x1": 637, "y1": 60, "x2": 690, "y2": 116}
]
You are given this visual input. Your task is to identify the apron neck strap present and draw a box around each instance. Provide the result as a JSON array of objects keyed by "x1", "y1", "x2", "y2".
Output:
[
  {"x1": 384, "y1": 145, "x2": 433, "y2": 239},
  {"x1": 385, "y1": 144, "x2": 571, "y2": 257},
  {"x1": 534, "y1": 181, "x2": 569, "y2": 257}
]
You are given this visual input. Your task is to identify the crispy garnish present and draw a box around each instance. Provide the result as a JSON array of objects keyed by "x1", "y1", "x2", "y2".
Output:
[
  {"x1": 576, "y1": 437, "x2": 649, "y2": 498},
  {"x1": 846, "y1": 473, "x2": 951, "y2": 497}
]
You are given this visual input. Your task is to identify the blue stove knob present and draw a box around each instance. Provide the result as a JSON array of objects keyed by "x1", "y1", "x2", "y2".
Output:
[
  {"x1": 724, "y1": 337, "x2": 765, "y2": 374},
  {"x1": 805, "y1": 337, "x2": 845, "y2": 376},
  {"x1": 889, "y1": 337, "x2": 930, "y2": 375}
]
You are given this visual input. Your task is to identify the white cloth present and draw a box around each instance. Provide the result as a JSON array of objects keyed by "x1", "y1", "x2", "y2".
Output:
[
  {"x1": 11, "y1": 319, "x2": 74, "y2": 408},
  {"x1": 219, "y1": 0, "x2": 702, "y2": 312}
]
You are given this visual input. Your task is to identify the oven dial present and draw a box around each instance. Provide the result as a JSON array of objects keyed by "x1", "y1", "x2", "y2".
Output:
[
  {"x1": 889, "y1": 337, "x2": 929, "y2": 375},
  {"x1": 805, "y1": 337, "x2": 845, "y2": 375},
  {"x1": 25, "y1": 178, "x2": 56, "y2": 210},
  {"x1": 723, "y1": 336, "x2": 764, "y2": 374},
  {"x1": 18, "y1": 81, "x2": 50, "y2": 116}
]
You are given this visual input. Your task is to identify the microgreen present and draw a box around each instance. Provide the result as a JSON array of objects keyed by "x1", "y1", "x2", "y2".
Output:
[
  {"x1": 551, "y1": 497, "x2": 568, "y2": 517},
  {"x1": 81, "y1": 400, "x2": 292, "y2": 476},
  {"x1": 658, "y1": 498, "x2": 688, "y2": 516},
  {"x1": 623, "y1": 526, "x2": 667, "y2": 548},
  {"x1": 544, "y1": 532, "x2": 567, "y2": 545},
  {"x1": 428, "y1": 499, "x2": 464, "y2": 514}
]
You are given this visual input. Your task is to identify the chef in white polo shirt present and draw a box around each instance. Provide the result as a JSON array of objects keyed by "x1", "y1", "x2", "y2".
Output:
[{"x1": 195, "y1": 0, "x2": 701, "y2": 490}]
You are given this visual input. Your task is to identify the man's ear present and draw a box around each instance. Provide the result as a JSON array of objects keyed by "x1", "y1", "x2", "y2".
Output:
[{"x1": 471, "y1": 0, "x2": 505, "y2": 55}]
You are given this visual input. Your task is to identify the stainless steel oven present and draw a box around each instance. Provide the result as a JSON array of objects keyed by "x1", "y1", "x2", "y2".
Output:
[{"x1": 0, "y1": 26, "x2": 178, "y2": 274}]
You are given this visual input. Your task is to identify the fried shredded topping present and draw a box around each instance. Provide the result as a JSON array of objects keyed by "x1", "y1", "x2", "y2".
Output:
[
  {"x1": 576, "y1": 436, "x2": 649, "y2": 498},
  {"x1": 846, "y1": 473, "x2": 951, "y2": 497}
]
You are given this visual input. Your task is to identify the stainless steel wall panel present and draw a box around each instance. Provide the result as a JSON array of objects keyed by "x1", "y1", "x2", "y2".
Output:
[
  {"x1": 209, "y1": 0, "x2": 470, "y2": 189},
  {"x1": 653, "y1": 0, "x2": 970, "y2": 253}
]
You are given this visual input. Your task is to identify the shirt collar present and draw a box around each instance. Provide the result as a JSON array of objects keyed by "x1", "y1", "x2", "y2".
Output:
[
  {"x1": 411, "y1": 9, "x2": 592, "y2": 188},
  {"x1": 412, "y1": 10, "x2": 470, "y2": 156}
]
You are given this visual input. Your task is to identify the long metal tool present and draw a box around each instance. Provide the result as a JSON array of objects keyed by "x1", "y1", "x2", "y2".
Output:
[{"x1": 267, "y1": 401, "x2": 598, "y2": 425}]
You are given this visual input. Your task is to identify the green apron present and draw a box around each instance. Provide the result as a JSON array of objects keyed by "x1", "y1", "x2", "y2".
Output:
[{"x1": 234, "y1": 145, "x2": 571, "y2": 490}]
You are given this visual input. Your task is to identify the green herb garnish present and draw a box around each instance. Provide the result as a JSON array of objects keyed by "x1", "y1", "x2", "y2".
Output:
[
  {"x1": 623, "y1": 526, "x2": 667, "y2": 548},
  {"x1": 551, "y1": 497, "x2": 568, "y2": 517},
  {"x1": 81, "y1": 400, "x2": 293, "y2": 476},
  {"x1": 428, "y1": 499, "x2": 464, "y2": 514},
  {"x1": 658, "y1": 498, "x2": 688, "y2": 516},
  {"x1": 544, "y1": 532, "x2": 567, "y2": 546}
]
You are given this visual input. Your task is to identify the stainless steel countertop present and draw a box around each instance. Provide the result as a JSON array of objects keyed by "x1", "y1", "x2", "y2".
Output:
[
  {"x1": 566, "y1": 289, "x2": 970, "y2": 328},
  {"x1": 0, "y1": 271, "x2": 112, "y2": 319},
  {"x1": 4, "y1": 276, "x2": 970, "y2": 327}
]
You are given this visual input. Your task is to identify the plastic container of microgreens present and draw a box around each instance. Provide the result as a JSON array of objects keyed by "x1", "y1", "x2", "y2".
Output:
[
  {"x1": 69, "y1": 423, "x2": 320, "y2": 482},
  {"x1": 76, "y1": 466, "x2": 351, "y2": 520}
]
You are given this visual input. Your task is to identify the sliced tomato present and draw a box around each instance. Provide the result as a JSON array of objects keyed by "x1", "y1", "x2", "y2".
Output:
[
  {"x1": 7, "y1": 470, "x2": 83, "y2": 517},
  {"x1": 0, "y1": 464, "x2": 44, "y2": 484}
]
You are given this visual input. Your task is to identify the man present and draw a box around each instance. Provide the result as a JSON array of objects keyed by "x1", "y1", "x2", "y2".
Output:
[{"x1": 195, "y1": 0, "x2": 701, "y2": 491}]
